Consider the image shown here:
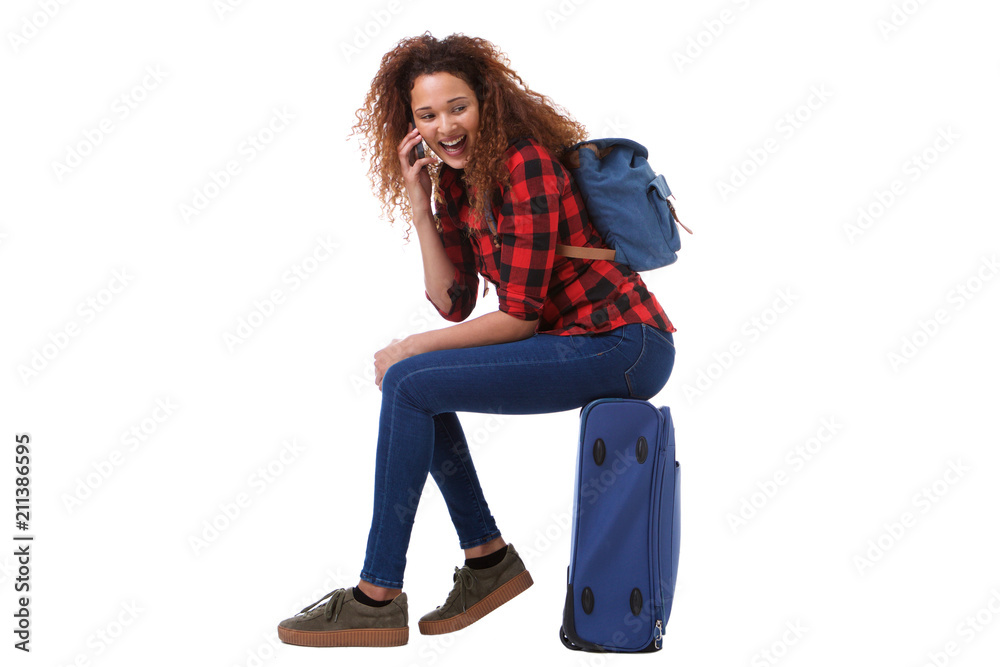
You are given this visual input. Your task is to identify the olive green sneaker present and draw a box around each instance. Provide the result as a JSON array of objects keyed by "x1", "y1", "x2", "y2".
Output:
[
  {"x1": 277, "y1": 587, "x2": 408, "y2": 647},
  {"x1": 418, "y1": 543, "x2": 533, "y2": 635}
]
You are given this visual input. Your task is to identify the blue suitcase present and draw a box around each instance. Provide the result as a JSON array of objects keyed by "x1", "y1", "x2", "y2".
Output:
[{"x1": 560, "y1": 398, "x2": 681, "y2": 652}]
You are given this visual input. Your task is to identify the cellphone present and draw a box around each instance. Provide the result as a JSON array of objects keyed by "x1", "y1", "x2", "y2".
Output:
[{"x1": 406, "y1": 107, "x2": 425, "y2": 162}]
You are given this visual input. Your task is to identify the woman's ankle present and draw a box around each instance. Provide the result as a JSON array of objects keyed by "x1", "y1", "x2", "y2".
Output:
[
  {"x1": 463, "y1": 535, "x2": 506, "y2": 560},
  {"x1": 356, "y1": 578, "x2": 401, "y2": 601}
]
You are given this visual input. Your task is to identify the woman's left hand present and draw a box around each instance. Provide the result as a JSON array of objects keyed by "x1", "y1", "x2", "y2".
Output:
[{"x1": 374, "y1": 337, "x2": 414, "y2": 391}]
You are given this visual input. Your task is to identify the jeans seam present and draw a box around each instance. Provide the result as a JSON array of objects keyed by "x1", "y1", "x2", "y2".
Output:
[
  {"x1": 624, "y1": 326, "x2": 648, "y2": 398},
  {"x1": 359, "y1": 570, "x2": 404, "y2": 589},
  {"x1": 395, "y1": 326, "x2": 631, "y2": 391},
  {"x1": 459, "y1": 531, "x2": 502, "y2": 550},
  {"x1": 367, "y1": 367, "x2": 405, "y2": 586},
  {"x1": 439, "y1": 415, "x2": 491, "y2": 540},
  {"x1": 643, "y1": 323, "x2": 675, "y2": 347}
]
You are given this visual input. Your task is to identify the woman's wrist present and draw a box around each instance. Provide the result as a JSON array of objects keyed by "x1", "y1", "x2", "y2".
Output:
[
  {"x1": 410, "y1": 203, "x2": 434, "y2": 225},
  {"x1": 402, "y1": 333, "x2": 424, "y2": 357}
]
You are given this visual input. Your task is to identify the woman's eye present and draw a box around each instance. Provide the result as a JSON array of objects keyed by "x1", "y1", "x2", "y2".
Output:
[{"x1": 419, "y1": 106, "x2": 464, "y2": 120}]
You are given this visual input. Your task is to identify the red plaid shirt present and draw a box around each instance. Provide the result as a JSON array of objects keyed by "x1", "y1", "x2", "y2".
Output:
[{"x1": 424, "y1": 136, "x2": 677, "y2": 337}]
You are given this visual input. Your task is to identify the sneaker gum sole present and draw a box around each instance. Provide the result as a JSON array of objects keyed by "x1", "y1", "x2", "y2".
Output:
[
  {"x1": 418, "y1": 568, "x2": 533, "y2": 635},
  {"x1": 277, "y1": 625, "x2": 408, "y2": 647}
]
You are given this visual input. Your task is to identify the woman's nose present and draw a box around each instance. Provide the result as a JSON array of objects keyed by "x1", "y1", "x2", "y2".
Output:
[{"x1": 440, "y1": 116, "x2": 462, "y2": 138}]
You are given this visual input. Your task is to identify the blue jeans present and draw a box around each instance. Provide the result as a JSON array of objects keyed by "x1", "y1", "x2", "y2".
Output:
[{"x1": 359, "y1": 322, "x2": 676, "y2": 588}]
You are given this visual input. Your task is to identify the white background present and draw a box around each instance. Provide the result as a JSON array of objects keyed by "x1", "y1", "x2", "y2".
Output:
[{"x1": 2, "y1": 0, "x2": 999, "y2": 665}]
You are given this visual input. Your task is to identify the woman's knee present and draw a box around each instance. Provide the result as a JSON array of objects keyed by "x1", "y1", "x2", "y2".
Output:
[
  {"x1": 381, "y1": 355, "x2": 429, "y2": 401},
  {"x1": 381, "y1": 360, "x2": 409, "y2": 393}
]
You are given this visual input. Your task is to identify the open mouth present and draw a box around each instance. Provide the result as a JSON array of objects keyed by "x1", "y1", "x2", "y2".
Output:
[{"x1": 440, "y1": 135, "x2": 467, "y2": 155}]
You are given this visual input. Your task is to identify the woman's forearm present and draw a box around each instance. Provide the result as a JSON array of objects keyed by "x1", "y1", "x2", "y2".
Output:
[
  {"x1": 412, "y1": 207, "x2": 458, "y2": 314},
  {"x1": 406, "y1": 310, "x2": 537, "y2": 356}
]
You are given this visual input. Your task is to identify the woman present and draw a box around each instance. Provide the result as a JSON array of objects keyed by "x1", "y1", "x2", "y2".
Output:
[{"x1": 277, "y1": 31, "x2": 677, "y2": 648}]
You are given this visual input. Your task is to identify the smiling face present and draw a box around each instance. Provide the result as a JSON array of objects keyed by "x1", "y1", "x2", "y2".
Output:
[{"x1": 410, "y1": 71, "x2": 480, "y2": 170}]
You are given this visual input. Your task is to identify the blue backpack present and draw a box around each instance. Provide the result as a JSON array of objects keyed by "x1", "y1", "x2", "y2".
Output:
[{"x1": 557, "y1": 138, "x2": 692, "y2": 272}]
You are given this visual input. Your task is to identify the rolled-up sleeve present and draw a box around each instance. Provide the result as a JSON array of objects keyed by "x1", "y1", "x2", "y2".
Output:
[
  {"x1": 495, "y1": 144, "x2": 564, "y2": 321},
  {"x1": 424, "y1": 201, "x2": 479, "y2": 322}
]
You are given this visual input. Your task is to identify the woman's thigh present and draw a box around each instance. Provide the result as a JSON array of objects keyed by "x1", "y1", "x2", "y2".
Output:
[{"x1": 382, "y1": 323, "x2": 671, "y2": 416}]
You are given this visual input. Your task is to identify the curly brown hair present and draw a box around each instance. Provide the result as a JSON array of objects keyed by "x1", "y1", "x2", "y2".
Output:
[{"x1": 347, "y1": 31, "x2": 588, "y2": 241}]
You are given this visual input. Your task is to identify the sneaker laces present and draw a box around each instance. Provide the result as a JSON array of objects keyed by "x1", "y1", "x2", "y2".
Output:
[
  {"x1": 445, "y1": 565, "x2": 477, "y2": 612},
  {"x1": 297, "y1": 587, "x2": 349, "y2": 622}
]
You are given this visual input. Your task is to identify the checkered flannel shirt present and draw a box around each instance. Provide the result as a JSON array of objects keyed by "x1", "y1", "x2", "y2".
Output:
[{"x1": 424, "y1": 136, "x2": 677, "y2": 337}]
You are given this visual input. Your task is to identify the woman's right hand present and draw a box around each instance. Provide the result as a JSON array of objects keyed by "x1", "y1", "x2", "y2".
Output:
[{"x1": 397, "y1": 126, "x2": 438, "y2": 215}]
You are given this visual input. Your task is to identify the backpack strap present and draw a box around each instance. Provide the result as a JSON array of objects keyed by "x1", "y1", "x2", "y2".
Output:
[
  {"x1": 561, "y1": 142, "x2": 613, "y2": 170},
  {"x1": 555, "y1": 244, "x2": 616, "y2": 261}
]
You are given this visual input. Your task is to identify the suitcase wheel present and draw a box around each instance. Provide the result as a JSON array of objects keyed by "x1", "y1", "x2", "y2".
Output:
[{"x1": 559, "y1": 626, "x2": 582, "y2": 651}]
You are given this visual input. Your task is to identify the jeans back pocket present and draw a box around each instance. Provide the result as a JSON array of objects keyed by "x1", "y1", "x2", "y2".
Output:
[{"x1": 624, "y1": 324, "x2": 676, "y2": 400}]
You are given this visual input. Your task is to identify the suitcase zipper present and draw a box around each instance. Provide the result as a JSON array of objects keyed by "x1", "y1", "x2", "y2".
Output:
[{"x1": 649, "y1": 407, "x2": 668, "y2": 648}]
